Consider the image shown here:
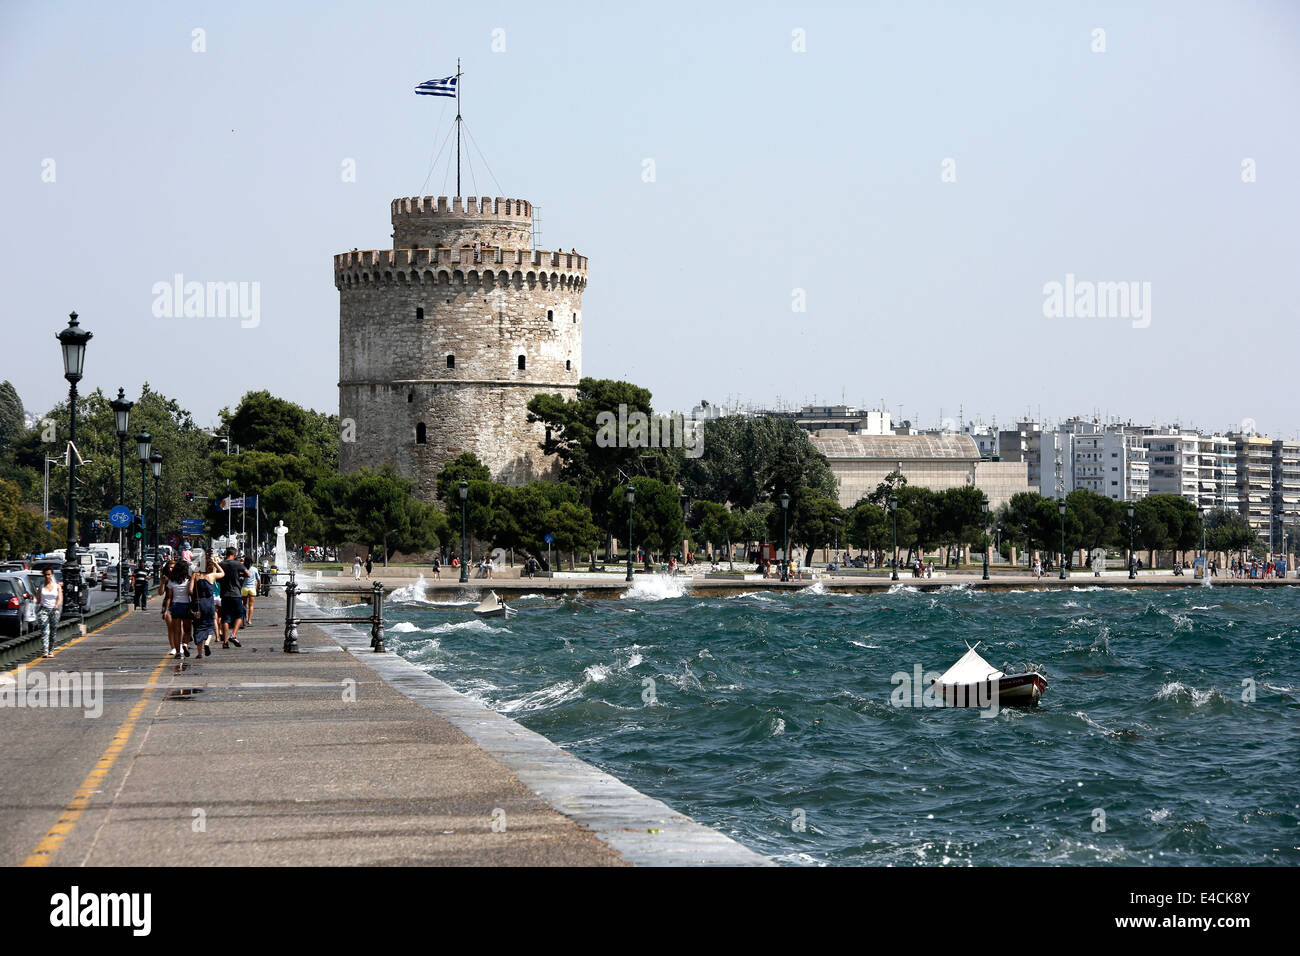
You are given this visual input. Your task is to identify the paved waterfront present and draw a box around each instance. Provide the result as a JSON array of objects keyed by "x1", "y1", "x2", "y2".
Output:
[{"x1": 0, "y1": 600, "x2": 766, "y2": 866}]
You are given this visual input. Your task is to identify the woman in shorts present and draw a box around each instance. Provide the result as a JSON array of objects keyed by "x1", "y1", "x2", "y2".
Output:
[
  {"x1": 162, "y1": 559, "x2": 192, "y2": 658},
  {"x1": 241, "y1": 556, "x2": 258, "y2": 625}
]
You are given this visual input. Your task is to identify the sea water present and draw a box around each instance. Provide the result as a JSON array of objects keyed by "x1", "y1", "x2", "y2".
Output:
[{"x1": 372, "y1": 584, "x2": 1300, "y2": 865}]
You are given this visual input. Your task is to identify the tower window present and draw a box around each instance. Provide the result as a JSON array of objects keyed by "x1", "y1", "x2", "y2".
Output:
[
  {"x1": 407, "y1": 391, "x2": 414, "y2": 403},
  {"x1": 446, "y1": 354, "x2": 455, "y2": 369},
  {"x1": 416, "y1": 306, "x2": 423, "y2": 321},
  {"x1": 518, "y1": 355, "x2": 526, "y2": 370},
  {"x1": 565, "y1": 360, "x2": 571, "y2": 370},
  {"x1": 573, "y1": 312, "x2": 577, "y2": 322},
  {"x1": 547, "y1": 309, "x2": 553, "y2": 322},
  {"x1": 416, "y1": 422, "x2": 427, "y2": 444}
]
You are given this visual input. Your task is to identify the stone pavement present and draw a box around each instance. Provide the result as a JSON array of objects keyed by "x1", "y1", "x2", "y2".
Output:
[{"x1": 0, "y1": 599, "x2": 767, "y2": 866}]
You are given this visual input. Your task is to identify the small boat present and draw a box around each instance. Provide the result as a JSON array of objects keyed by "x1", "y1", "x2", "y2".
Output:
[
  {"x1": 472, "y1": 590, "x2": 515, "y2": 619},
  {"x1": 932, "y1": 641, "x2": 1047, "y2": 707}
]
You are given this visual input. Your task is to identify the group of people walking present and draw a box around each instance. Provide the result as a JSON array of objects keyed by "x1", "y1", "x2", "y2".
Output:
[{"x1": 144, "y1": 547, "x2": 258, "y2": 658}]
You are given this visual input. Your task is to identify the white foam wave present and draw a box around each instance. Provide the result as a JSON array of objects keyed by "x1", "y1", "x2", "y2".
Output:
[
  {"x1": 498, "y1": 680, "x2": 581, "y2": 713},
  {"x1": 583, "y1": 664, "x2": 611, "y2": 683},
  {"x1": 799, "y1": 580, "x2": 827, "y2": 595},
  {"x1": 388, "y1": 575, "x2": 429, "y2": 602},
  {"x1": 1154, "y1": 681, "x2": 1224, "y2": 706},
  {"x1": 388, "y1": 621, "x2": 421, "y2": 632},
  {"x1": 427, "y1": 619, "x2": 502, "y2": 635},
  {"x1": 621, "y1": 575, "x2": 689, "y2": 601}
]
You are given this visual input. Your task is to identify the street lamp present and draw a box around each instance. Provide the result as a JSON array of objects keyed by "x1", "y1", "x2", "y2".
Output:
[
  {"x1": 151, "y1": 452, "x2": 163, "y2": 570},
  {"x1": 981, "y1": 495, "x2": 990, "y2": 581},
  {"x1": 888, "y1": 494, "x2": 899, "y2": 581},
  {"x1": 625, "y1": 484, "x2": 636, "y2": 582},
  {"x1": 830, "y1": 516, "x2": 841, "y2": 565},
  {"x1": 1199, "y1": 506, "x2": 1207, "y2": 577},
  {"x1": 135, "y1": 431, "x2": 152, "y2": 565},
  {"x1": 57, "y1": 311, "x2": 92, "y2": 613},
  {"x1": 1057, "y1": 498, "x2": 1067, "y2": 580},
  {"x1": 110, "y1": 387, "x2": 133, "y2": 599},
  {"x1": 458, "y1": 480, "x2": 469, "y2": 583},
  {"x1": 1126, "y1": 501, "x2": 1136, "y2": 579},
  {"x1": 779, "y1": 491, "x2": 790, "y2": 581}
]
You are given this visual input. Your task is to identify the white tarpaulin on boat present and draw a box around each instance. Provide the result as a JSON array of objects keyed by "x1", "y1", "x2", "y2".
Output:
[
  {"x1": 937, "y1": 646, "x2": 1004, "y2": 685},
  {"x1": 475, "y1": 591, "x2": 502, "y2": 613}
]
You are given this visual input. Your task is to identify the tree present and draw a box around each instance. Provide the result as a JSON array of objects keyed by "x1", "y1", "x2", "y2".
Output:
[
  {"x1": 1204, "y1": 507, "x2": 1256, "y2": 556},
  {"x1": 547, "y1": 501, "x2": 601, "y2": 570},
  {"x1": 223, "y1": 391, "x2": 311, "y2": 457},
  {"x1": 691, "y1": 501, "x2": 742, "y2": 567},
  {"x1": 334, "y1": 467, "x2": 446, "y2": 564},
  {"x1": 0, "y1": 381, "x2": 24, "y2": 455},
  {"x1": 608, "y1": 477, "x2": 685, "y2": 561},
  {"x1": 846, "y1": 499, "x2": 890, "y2": 553},
  {"x1": 435, "y1": 452, "x2": 491, "y2": 503},
  {"x1": 680, "y1": 415, "x2": 837, "y2": 509}
]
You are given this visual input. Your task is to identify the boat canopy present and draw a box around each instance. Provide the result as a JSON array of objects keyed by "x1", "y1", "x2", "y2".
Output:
[
  {"x1": 474, "y1": 591, "x2": 502, "y2": 613},
  {"x1": 937, "y1": 645, "x2": 1004, "y2": 685}
]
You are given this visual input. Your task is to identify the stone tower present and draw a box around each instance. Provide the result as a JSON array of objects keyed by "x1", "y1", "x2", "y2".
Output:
[{"x1": 334, "y1": 196, "x2": 586, "y2": 498}]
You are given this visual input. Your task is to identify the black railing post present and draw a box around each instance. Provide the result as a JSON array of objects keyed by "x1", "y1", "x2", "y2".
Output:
[
  {"x1": 282, "y1": 568, "x2": 299, "y2": 653},
  {"x1": 370, "y1": 580, "x2": 385, "y2": 651}
]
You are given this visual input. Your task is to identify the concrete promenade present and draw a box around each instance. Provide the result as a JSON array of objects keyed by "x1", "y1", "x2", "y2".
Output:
[{"x1": 0, "y1": 598, "x2": 767, "y2": 867}]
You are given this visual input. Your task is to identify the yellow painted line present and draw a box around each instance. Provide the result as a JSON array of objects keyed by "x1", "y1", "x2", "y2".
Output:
[{"x1": 21, "y1": 650, "x2": 171, "y2": 867}]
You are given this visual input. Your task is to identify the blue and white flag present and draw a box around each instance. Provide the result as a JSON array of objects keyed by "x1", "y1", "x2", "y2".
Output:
[{"x1": 415, "y1": 75, "x2": 457, "y2": 97}]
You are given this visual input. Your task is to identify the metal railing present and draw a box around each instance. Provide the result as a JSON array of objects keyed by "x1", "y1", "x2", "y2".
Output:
[{"x1": 279, "y1": 569, "x2": 385, "y2": 654}]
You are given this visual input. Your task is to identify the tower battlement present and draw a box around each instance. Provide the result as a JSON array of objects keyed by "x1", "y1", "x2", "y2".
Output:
[{"x1": 391, "y1": 195, "x2": 533, "y2": 249}]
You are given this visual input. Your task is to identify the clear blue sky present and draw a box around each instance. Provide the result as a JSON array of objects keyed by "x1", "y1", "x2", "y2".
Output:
[{"x1": 3, "y1": 0, "x2": 1297, "y2": 437}]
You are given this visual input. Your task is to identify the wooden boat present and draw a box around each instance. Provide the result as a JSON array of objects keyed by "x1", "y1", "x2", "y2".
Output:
[
  {"x1": 472, "y1": 590, "x2": 515, "y2": 619},
  {"x1": 932, "y1": 642, "x2": 1047, "y2": 707}
]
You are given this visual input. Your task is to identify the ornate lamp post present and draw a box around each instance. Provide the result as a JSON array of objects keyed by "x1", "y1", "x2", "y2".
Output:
[
  {"x1": 458, "y1": 480, "x2": 469, "y2": 583},
  {"x1": 1199, "y1": 505, "x2": 1207, "y2": 576},
  {"x1": 135, "y1": 431, "x2": 152, "y2": 565},
  {"x1": 1058, "y1": 498, "x2": 1067, "y2": 580},
  {"x1": 624, "y1": 484, "x2": 636, "y2": 582},
  {"x1": 888, "y1": 494, "x2": 899, "y2": 581},
  {"x1": 1126, "y1": 501, "x2": 1136, "y2": 579},
  {"x1": 779, "y1": 491, "x2": 790, "y2": 581},
  {"x1": 830, "y1": 516, "x2": 841, "y2": 566},
  {"x1": 110, "y1": 387, "x2": 133, "y2": 599},
  {"x1": 981, "y1": 495, "x2": 990, "y2": 581},
  {"x1": 151, "y1": 452, "x2": 163, "y2": 572},
  {"x1": 56, "y1": 312, "x2": 92, "y2": 612}
]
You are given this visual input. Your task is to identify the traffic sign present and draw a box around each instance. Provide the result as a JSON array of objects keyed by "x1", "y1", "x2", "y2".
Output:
[
  {"x1": 168, "y1": 534, "x2": 181, "y2": 547},
  {"x1": 109, "y1": 505, "x2": 133, "y2": 528},
  {"x1": 181, "y1": 519, "x2": 205, "y2": 533},
  {"x1": 543, "y1": 533, "x2": 554, "y2": 545}
]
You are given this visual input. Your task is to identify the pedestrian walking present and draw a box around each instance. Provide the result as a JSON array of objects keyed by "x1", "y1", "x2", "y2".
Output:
[
  {"x1": 190, "y1": 551, "x2": 224, "y2": 656},
  {"x1": 36, "y1": 568, "x2": 62, "y2": 658},
  {"x1": 132, "y1": 561, "x2": 150, "y2": 609},
  {"x1": 364, "y1": 554, "x2": 373, "y2": 578},
  {"x1": 163, "y1": 559, "x2": 193, "y2": 658},
  {"x1": 352, "y1": 556, "x2": 362, "y2": 581},
  {"x1": 431, "y1": 556, "x2": 441, "y2": 580},
  {"x1": 217, "y1": 547, "x2": 248, "y2": 648},
  {"x1": 242, "y1": 556, "x2": 258, "y2": 625}
]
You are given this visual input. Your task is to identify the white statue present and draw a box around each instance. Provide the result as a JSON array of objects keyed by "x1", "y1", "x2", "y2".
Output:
[{"x1": 274, "y1": 520, "x2": 289, "y2": 571}]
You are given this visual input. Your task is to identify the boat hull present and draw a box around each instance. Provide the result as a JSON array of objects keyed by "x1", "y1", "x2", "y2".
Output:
[{"x1": 933, "y1": 672, "x2": 1047, "y2": 708}]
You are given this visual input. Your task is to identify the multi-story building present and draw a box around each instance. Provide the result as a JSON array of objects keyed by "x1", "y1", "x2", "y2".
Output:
[
  {"x1": 1272, "y1": 439, "x2": 1300, "y2": 549},
  {"x1": 1233, "y1": 433, "x2": 1274, "y2": 545},
  {"x1": 997, "y1": 421, "x2": 1044, "y2": 491},
  {"x1": 1140, "y1": 429, "x2": 1201, "y2": 502},
  {"x1": 771, "y1": 405, "x2": 892, "y2": 436}
]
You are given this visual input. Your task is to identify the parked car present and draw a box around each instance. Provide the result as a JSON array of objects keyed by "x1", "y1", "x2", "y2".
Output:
[
  {"x1": 100, "y1": 563, "x2": 126, "y2": 592},
  {"x1": 1, "y1": 560, "x2": 30, "y2": 572},
  {"x1": 0, "y1": 572, "x2": 35, "y2": 637}
]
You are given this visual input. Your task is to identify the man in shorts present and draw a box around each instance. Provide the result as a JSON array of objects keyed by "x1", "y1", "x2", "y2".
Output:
[{"x1": 218, "y1": 547, "x2": 248, "y2": 647}]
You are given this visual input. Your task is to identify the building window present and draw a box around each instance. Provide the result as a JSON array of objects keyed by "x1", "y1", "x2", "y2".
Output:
[
  {"x1": 565, "y1": 360, "x2": 571, "y2": 370},
  {"x1": 416, "y1": 306, "x2": 423, "y2": 321},
  {"x1": 547, "y1": 309, "x2": 553, "y2": 322},
  {"x1": 446, "y1": 354, "x2": 455, "y2": 368},
  {"x1": 573, "y1": 312, "x2": 577, "y2": 322},
  {"x1": 407, "y1": 391, "x2": 414, "y2": 403},
  {"x1": 518, "y1": 355, "x2": 526, "y2": 370},
  {"x1": 416, "y1": 422, "x2": 427, "y2": 444}
]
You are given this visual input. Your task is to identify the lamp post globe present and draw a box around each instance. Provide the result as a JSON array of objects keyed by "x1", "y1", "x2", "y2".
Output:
[
  {"x1": 888, "y1": 494, "x2": 899, "y2": 581},
  {"x1": 625, "y1": 484, "x2": 636, "y2": 582},
  {"x1": 457, "y1": 480, "x2": 469, "y2": 583},
  {"x1": 57, "y1": 312, "x2": 92, "y2": 612},
  {"x1": 1057, "y1": 499, "x2": 1067, "y2": 580}
]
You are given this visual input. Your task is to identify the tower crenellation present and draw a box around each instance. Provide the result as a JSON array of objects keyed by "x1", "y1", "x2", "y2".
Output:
[{"x1": 336, "y1": 195, "x2": 584, "y2": 498}]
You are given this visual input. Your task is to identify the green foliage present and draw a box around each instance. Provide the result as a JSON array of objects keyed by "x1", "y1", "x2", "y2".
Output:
[
  {"x1": 0, "y1": 381, "x2": 24, "y2": 454},
  {"x1": 608, "y1": 477, "x2": 686, "y2": 555},
  {"x1": 435, "y1": 452, "x2": 491, "y2": 503},
  {"x1": 679, "y1": 415, "x2": 838, "y2": 509}
]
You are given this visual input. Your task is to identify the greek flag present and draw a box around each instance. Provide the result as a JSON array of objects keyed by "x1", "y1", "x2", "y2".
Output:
[{"x1": 415, "y1": 75, "x2": 457, "y2": 97}]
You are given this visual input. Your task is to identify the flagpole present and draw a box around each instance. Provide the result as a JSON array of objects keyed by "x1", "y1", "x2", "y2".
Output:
[{"x1": 455, "y1": 56, "x2": 462, "y2": 197}]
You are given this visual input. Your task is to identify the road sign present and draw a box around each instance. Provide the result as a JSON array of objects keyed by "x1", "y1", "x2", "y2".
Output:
[
  {"x1": 109, "y1": 505, "x2": 133, "y2": 528},
  {"x1": 543, "y1": 533, "x2": 554, "y2": 545},
  {"x1": 181, "y1": 519, "x2": 205, "y2": 534},
  {"x1": 168, "y1": 534, "x2": 181, "y2": 547}
]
